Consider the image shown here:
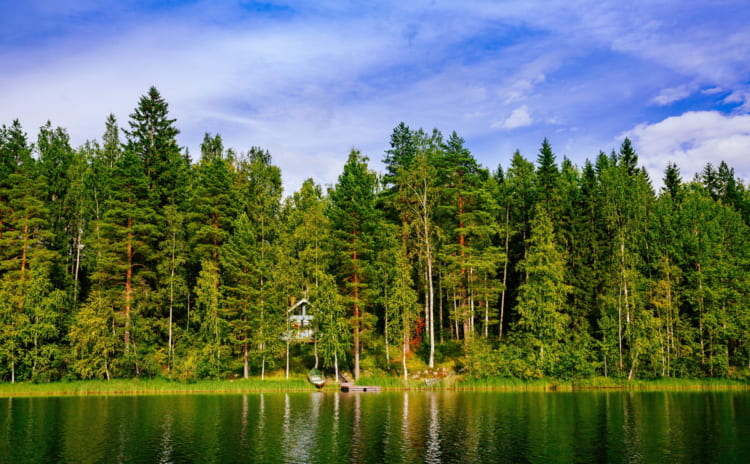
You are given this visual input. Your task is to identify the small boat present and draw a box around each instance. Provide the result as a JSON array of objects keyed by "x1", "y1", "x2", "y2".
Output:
[{"x1": 308, "y1": 368, "x2": 326, "y2": 388}]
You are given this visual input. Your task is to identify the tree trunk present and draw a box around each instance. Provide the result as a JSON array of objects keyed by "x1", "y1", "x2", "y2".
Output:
[
  {"x1": 438, "y1": 270, "x2": 444, "y2": 343},
  {"x1": 334, "y1": 352, "x2": 339, "y2": 384},
  {"x1": 403, "y1": 333, "x2": 409, "y2": 383},
  {"x1": 73, "y1": 226, "x2": 83, "y2": 304},
  {"x1": 499, "y1": 204, "x2": 510, "y2": 339},
  {"x1": 459, "y1": 193, "x2": 470, "y2": 343},
  {"x1": 243, "y1": 340, "x2": 249, "y2": 379},
  {"x1": 419, "y1": 179, "x2": 435, "y2": 367},
  {"x1": 125, "y1": 222, "x2": 132, "y2": 353},
  {"x1": 384, "y1": 299, "x2": 390, "y2": 365},
  {"x1": 427, "y1": 247, "x2": 435, "y2": 368},
  {"x1": 285, "y1": 339, "x2": 290, "y2": 379},
  {"x1": 168, "y1": 230, "x2": 176, "y2": 370},
  {"x1": 353, "y1": 247, "x2": 360, "y2": 380}
]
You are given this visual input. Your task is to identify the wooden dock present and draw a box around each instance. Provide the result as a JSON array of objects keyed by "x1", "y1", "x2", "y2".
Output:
[{"x1": 340, "y1": 383, "x2": 381, "y2": 393}]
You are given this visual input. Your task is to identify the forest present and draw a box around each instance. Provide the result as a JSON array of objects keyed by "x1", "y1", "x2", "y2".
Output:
[{"x1": 1, "y1": 87, "x2": 749, "y2": 384}]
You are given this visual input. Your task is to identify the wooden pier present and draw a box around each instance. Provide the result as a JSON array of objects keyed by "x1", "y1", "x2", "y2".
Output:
[{"x1": 340, "y1": 383, "x2": 381, "y2": 393}]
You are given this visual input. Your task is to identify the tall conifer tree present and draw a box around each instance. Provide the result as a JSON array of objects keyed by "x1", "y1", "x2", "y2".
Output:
[{"x1": 328, "y1": 149, "x2": 379, "y2": 379}]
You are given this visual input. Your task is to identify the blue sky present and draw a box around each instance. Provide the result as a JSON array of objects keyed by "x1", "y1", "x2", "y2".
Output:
[{"x1": 2, "y1": 0, "x2": 749, "y2": 193}]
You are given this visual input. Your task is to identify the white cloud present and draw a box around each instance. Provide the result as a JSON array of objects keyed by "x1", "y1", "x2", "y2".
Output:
[
  {"x1": 493, "y1": 105, "x2": 533, "y2": 130},
  {"x1": 3, "y1": 1, "x2": 750, "y2": 194},
  {"x1": 651, "y1": 85, "x2": 695, "y2": 106},
  {"x1": 724, "y1": 88, "x2": 750, "y2": 112},
  {"x1": 626, "y1": 111, "x2": 750, "y2": 185}
]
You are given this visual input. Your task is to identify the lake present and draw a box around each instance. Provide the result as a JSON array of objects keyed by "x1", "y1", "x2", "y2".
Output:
[{"x1": 1, "y1": 390, "x2": 748, "y2": 463}]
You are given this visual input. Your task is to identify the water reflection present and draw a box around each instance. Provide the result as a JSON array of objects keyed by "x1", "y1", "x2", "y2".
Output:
[
  {"x1": 1, "y1": 391, "x2": 749, "y2": 463},
  {"x1": 399, "y1": 391, "x2": 409, "y2": 460},
  {"x1": 158, "y1": 412, "x2": 174, "y2": 464},
  {"x1": 425, "y1": 392, "x2": 441, "y2": 463},
  {"x1": 351, "y1": 392, "x2": 363, "y2": 463}
]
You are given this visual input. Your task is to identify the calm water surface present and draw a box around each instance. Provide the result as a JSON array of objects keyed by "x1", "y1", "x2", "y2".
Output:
[{"x1": 1, "y1": 390, "x2": 748, "y2": 463}]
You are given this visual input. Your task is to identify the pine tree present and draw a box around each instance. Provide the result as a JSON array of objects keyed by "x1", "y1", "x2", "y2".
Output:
[
  {"x1": 100, "y1": 147, "x2": 158, "y2": 370},
  {"x1": 328, "y1": 149, "x2": 379, "y2": 379},
  {"x1": 437, "y1": 131, "x2": 487, "y2": 342}
]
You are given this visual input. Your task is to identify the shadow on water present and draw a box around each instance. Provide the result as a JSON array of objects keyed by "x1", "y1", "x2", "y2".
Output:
[{"x1": 1, "y1": 390, "x2": 750, "y2": 463}]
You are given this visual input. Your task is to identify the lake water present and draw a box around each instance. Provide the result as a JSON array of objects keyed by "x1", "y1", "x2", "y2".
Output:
[{"x1": 1, "y1": 390, "x2": 749, "y2": 463}]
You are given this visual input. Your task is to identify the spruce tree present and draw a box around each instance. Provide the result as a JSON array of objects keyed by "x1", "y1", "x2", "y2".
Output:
[
  {"x1": 536, "y1": 138, "x2": 559, "y2": 209},
  {"x1": 663, "y1": 162, "x2": 682, "y2": 202},
  {"x1": 188, "y1": 133, "x2": 237, "y2": 263},
  {"x1": 221, "y1": 213, "x2": 260, "y2": 378},
  {"x1": 124, "y1": 86, "x2": 187, "y2": 208},
  {"x1": 516, "y1": 204, "x2": 570, "y2": 374}
]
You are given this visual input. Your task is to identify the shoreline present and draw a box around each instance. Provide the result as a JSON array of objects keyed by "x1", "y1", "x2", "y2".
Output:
[{"x1": 1, "y1": 376, "x2": 748, "y2": 397}]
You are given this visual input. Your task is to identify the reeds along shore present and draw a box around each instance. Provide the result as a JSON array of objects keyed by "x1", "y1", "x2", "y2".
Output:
[{"x1": 1, "y1": 376, "x2": 748, "y2": 397}]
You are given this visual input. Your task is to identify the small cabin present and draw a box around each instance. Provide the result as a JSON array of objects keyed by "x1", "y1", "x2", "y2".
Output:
[{"x1": 280, "y1": 298, "x2": 314, "y2": 342}]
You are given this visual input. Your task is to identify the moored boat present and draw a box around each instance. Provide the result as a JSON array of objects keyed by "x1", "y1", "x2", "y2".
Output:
[{"x1": 308, "y1": 368, "x2": 326, "y2": 388}]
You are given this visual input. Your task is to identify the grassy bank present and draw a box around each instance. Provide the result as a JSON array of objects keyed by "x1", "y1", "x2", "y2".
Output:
[
  {"x1": 0, "y1": 377, "x2": 314, "y2": 397},
  {"x1": 1, "y1": 375, "x2": 748, "y2": 397},
  {"x1": 355, "y1": 374, "x2": 750, "y2": 391}
]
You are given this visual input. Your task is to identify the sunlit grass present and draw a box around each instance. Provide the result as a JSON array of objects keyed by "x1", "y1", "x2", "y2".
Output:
[
  {"x1": 563, "y1": 376, "x2": 750, "y2": 390},
  {"x1": 355, "y1": 375, "x2": 425, "y2": 389},
  {"x1": 1, "y1": 375, "x2": 747, "y2": 397},
  {"x1": 0, "y1": 377, "x2": 314, "y2": 397},
  {"x1": 456, "y1": 377, "x2": 571, "y2": 391}
]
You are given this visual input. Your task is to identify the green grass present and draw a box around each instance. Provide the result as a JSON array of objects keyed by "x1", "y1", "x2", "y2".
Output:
[
  {"x1": 571, "y1": 376, "x2": 750, "y2": 391},
  {"x1": 360, "y1": 375, "x2": 750, "y2": 392},
  {"x1": 355, "y1": 375, "x2": 425, "y2": 389},
  {"x1": 1, "y1": 375, "x2": 747, "y2": 397},
  {"x1": 456, "y1": 376, "x2": 570, "y2": 391},
  {"x1": 0, "y1": 377, "x2": 315, "y2": 397}
]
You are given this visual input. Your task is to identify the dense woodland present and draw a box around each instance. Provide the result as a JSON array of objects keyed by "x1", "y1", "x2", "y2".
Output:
[{"x1": 2, "y1": 87, "x2": 749, "y2": 383}]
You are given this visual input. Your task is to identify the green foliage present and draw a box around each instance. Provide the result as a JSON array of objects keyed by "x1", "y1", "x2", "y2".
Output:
[
  {"x1": 313, "y1": 273, "x2": 350, "y2": 370},
  {"x1": 124, "y1": 86, "x2": 187, "y2": 208},
  {"x1": 516, "y1": 205, "x2": 570, "y2": 368},
  {"x1": 327, "y1": 149, "x2": 380, "y2": 378},
  {"x1": 2, "y1": 89, "x2": 750, "y2": 385},
  {"x1": 69, "y1": 291, "x2": 117, "y2": 380}
]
